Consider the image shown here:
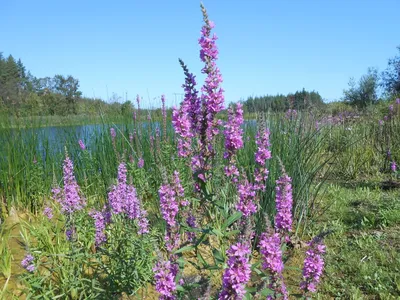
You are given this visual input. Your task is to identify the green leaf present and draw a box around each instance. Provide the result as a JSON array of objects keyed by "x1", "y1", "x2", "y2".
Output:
[
  {"x1": 224, "y1": 230, "x2": 240, "y2": 237},
  {"x1": 222, "y1": 212, "x2": 243, "y2": 229},
  {"x1": 212, "y1": 248, "x2": 225, "y2": 264},
  {"x1": 211, "y1": 228, "x2": 223, "y2": 237},
  {"x1": 174, "y1": 245, "x2": 195, "y2": 254},
  {"x1": 260, "y1": 288, "x2": 274, "y2": 296}
]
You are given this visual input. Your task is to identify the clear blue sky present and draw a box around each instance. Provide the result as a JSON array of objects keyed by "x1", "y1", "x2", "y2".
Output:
[{"x1": 1, "y1": 0, "x2": 399, "y2": 108}]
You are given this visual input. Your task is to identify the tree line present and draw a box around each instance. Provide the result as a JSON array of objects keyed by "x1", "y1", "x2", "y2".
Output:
[
  {"x1": 0, "y1": 53, "x2": 142, "y2": 117},
  {"x1": 1, "y1": 45, "x2": 399, "y2": 117}
]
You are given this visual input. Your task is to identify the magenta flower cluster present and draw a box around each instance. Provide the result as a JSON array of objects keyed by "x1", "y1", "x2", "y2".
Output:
[
  {"x1": 53, "y1": 156, "x2": 86, "y2": 214},
  {"x1": 300, "y1": 238, "x2": 326, "y2": 293},
  {"x1": 89, "y1": 209, "x2": 107, "y2": 246},
  {"x1": 254, "y1": 128, "x2": 272, "y2": 191},
  {"x1": 259, "y1": 231, "x2": 288, "y2": 299},
  {"x1": 223, "y1": 103, "x2": 244, "y2": 181},
  {"x1": 108, "y1": 163, "x2": 149, "y2": 234},
  {"x1": 219, "y1": 242, "x2": 251, "y2": 299},
  {"x1": 236, "y1": 180, "x2": 257, "y2": 217},
  {"x1": 274, "y1": 172, "x2": 293, "y2": 236},
  {"x1": 43, "y1": 206, "x2": 53, "y2": 219},
  {"x1": 153, "y1": 260, "x2": 178, "y2": 300},
  {"x1": 199, "y1": 11, "x2": 225, "y2": 153},
  {"x1": 78, "y1": 139, "x2": 86, "y2": 150},
  {"x1": 159, "y1": 184, "x2": 179, "y2": 227},
  {"x1": 138, "y1": 157, "x2": 144, "y2": 169},
  {"x1": 21, "y1": 254, "x2": 35, "y2": 273},
  {"x1": 391, "y1": 161, "x2": 397, "y2": 172},
  {"x1": 172, "y1": 106, "x2": 193, "y2": 157},
  {"x1": 179, "y1": 59, "x2": 201, "y2": 135},
  {"x1": 159, "y1": 171, "x2": 187, "y2": 227}
]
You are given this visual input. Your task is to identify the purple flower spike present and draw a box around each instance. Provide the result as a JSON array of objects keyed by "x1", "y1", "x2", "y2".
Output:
[
  {"x1": 153, "y1": 260, "x2": 177, "y2": 300},
  {"x1": 110, "y1": 128, "x2": 116, "y2": 139},
  {"x1": 391, "y1": 161, "x2": 397, "y2": 172},
  {"x1": 219, "y1": 242, "x2": 251, "y2": 299},
  {"x1": 57, "y1": 155, "x2": 86, "y2": 214},
  {"x1": 43, "y1": 206, "x2": 53, "y2": 219},
  {"x1": 254, "y1": 128, "x2": 272, "y2": 191},
  {"x1": 300, "y1": 237, "x2": 326, "y2": 294},
  {"x1": 159, "y1": 184, "x2": 179, "y2": 227},
  {"x1": 138, "y1": 157, "x2": 144, "y2": 169},
  {"x1": 259, "y1": 231, "x2": 288, "y2": 299},
  {"x1": 223, "y1": 103, "x2": 244, "y2": 181},
  {"x1": 274, "y1": 170, "x2": 293, "y2": 237},
  {"x1": 172, "y1": 106, "x2": 193, "y2": 157},
  {"x1": 78, "y1": 139, "x2": 86, "y2": 150},
  {"x1": 21, "y1": 254, "x2": 34, "y2": 268},
  {"x1": 89, "y1": 210, "x2": 107, "y2": 246},
  {"x1": 236, "y1": 180, "x2": 257, "y2": 217}
]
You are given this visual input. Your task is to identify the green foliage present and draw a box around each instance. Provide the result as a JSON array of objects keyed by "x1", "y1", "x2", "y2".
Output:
[
  {"x1": 316, "y1": 185, "x2": 400, "y2": 298},
  {"x1": 243, "y1": 89, "x2": 325, "y2": 113},
  {"x1": 381, "y1": 45, "x2": 400, "y2": 96},
  {"x1": 343, "y1": 67, "x2": 380, "y2": 108}
]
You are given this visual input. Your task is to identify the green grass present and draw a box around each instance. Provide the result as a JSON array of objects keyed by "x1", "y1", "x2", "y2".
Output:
[
  {"x1": 1, "y1": 105, "x2": 400, "y2": 298},
  {"x1": 313, "y1": 184, "x2": 400, "y2": 299}
]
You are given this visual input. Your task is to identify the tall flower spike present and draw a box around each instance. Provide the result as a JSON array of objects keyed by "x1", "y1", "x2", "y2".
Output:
[
  {"x1": 159, "y1": 184, "x2": 179, "y2": 227},
  {"x1": 219, "y1": 242, "x2": 251, "y2": 299},
  {"x1": 172, "y1": 106, "x2": 193, "y2": 157},
  {"x1": 223, "y1": 103, "x2": 244, "y2": 182},
  {"x1": 259, "y1": 230, "x2": 288, "y2": 299},
  {"x1": 300, "y1": 236, "x2": 326, "y2": 294},
  {"x1": 89, "y1": 209, "x2": 107, "y2": 246},
  {"x1": 58, "y1": 155, "x2": 86, "y2": 214},
  {"x1": 78, "y1": 139, "x2": 86, "y2": 150},
  {"x1": 179, "y1": 58, "x2": 201, "y2": 135},
  {"x1": 236, "y1": 178, "x2": 257, "y2": 217},
  {"x1": 274, "y1": 167, "x2": 293, "y2": 238},
  {"x1": 199, "y1": 3, "x2": 224, "y2": 159},
  {"x1": 254, "y1": 128, "x2": 272, "y2": 191},
  {"x1": 153, "y1": 259, "x2": 177, "y2": 300}
]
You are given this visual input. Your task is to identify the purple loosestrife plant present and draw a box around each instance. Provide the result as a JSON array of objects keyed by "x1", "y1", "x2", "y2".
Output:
[
  {"x1": 185, "y1": 214, "x2": 197, "y2": 242},
  {"x1": 21, "y1": 254, "x2": 35, "y2": 272},
  {"x1": 107, "y1": 163, "x2": 149, "y2": 234},
  {"x1": 274, "y1": 169, "x2": 293, "y2": 239},
  {"x1": 196, "y1": 4, "x2": 225, "y2": 175},
  {"x1": 259, "y1": 231, "x2": 288, "y2": 299},
  {"x1": 219, "y1": 242, "x2": 251, "y2": 300},
  {"x1": 109, "y1": 163, "x2": 128, "y2": 214},
  {"x1": 137, "y1": 209, "x2": 150, "y2": 234},
  {"x1": 110, "y1": 128, "x2": 116, "y2": 140},
  {"x1": 78, "y1": 139, "x2": 86, "y2": 150},
  {"x1": 159, "y1": 184, "x2": 179, "y2": 228},
  {"x1": 89, "y1": 210, "x2": 107, "y2": 246},
  {"x1": 236, "y1": 179, "x2": 257, "y2": 217},
  {"x1": 391, "y1": 161, "x2": 397, "y2": 172},
  {"x1": 57, "y1": 155, "x2": 86, "y2": 214},
  {"x1": 179, "y1": 58, "x2": 201, "y2": 135},
  {"x1": 153, "y1": 260, "x2": 177, "y2": 300},
  {"x1": 172, "y1": 106, "x2": 193, "y2": 157},
  {"x1": 223, "y1": 103, "x2": 244, "y2": 182},
  {"x1": 300, "y1": 237, "x2": 326, "y2": 294},
  {"x1": 254, "y1": 128, "x2": 272, "y2": 191},
  {"x1": 43, "y1": 206, "x2": 53, "y2": 219},
  {"x1": 138, "y1": 157, "x2": 144, "y2": 169}
]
